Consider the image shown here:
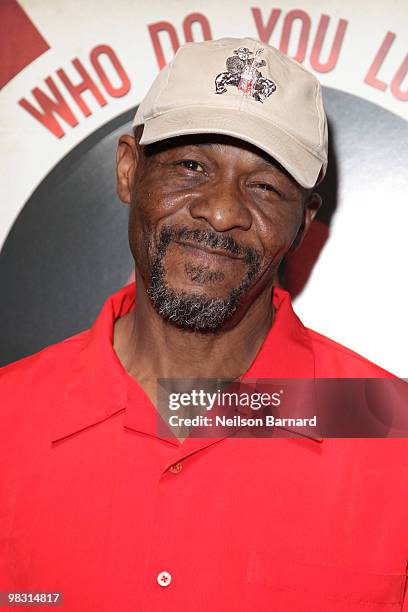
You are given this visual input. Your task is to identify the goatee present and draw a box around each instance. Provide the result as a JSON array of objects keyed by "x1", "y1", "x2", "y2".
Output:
[{"x1": 147, "y1": 226, "x2": 261, "y2": 332}]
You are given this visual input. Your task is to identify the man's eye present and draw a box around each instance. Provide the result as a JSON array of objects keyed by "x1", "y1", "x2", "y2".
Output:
[
  {"x1": 255, "y1": 183, "x2": 273, "y2": 191},
  {"x1": 251, "y1": 183, "x2": 282, "y2": 197},
  {"x1": 178, "y1": 160, "x2": 204, "y2": 172}
]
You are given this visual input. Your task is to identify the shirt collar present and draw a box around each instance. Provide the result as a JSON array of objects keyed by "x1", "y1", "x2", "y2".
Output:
[{"x1": 51, "y1": 281, "x2": 319, "y2": 444}]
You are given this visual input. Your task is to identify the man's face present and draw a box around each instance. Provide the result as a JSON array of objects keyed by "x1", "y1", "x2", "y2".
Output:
[{"x1": 117, "y1": 133, "x2": 319, "y2": 331}]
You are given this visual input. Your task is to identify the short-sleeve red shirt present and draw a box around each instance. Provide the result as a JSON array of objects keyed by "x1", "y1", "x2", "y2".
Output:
[{"x1": 1, "y1": 282, "x2": 407, "y2": 611}]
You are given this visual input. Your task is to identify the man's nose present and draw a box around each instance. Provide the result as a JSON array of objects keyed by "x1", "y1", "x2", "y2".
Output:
[{"x1": 188, "y1": 178, "x2": 252, "y2": 232}]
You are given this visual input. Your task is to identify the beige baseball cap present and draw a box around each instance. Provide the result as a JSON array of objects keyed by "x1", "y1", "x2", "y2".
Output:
[{"x1": 133, "y1": 37, "x2": 328, "y2": 189}]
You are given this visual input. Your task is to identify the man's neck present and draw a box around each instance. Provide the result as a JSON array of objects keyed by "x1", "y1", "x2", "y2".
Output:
[{"x1": 113, "y1": 279, "x2": 275, "y2": 404}]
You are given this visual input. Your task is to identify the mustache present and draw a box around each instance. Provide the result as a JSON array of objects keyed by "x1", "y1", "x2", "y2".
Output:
[{"x1": 157, "y1": 226, "x2": 261, "y2": 265}]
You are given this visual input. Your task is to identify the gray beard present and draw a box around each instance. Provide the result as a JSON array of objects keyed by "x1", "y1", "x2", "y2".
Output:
[{"x1": 146, "y1": 226, "x2": 261, "y2": 332}]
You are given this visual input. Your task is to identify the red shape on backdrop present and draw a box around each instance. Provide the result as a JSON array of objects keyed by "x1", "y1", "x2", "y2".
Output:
[
  {"x1": 148, "y1": 21, "x2": 180, "y2": 70},
  {"x1": 0, "y1": 0, "x2": 49, "y2": 89},
  {"x1": 364, "y1": 31, "x2": 395, "y2": 92},
  {"x1": 284, "y1": 219, "x2": 329, "y2": 298}
]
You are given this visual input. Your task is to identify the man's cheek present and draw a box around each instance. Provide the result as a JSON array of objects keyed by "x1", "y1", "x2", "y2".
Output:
[
  {"x1": 129, "y1": 223, "x2": 154, "y2": 277},
  {"x1": 260, "y1": 240, "x2": 292, "y2": 273},
  {"x1": 139, "y1": 181, "x2": 188, "y2": 215}
]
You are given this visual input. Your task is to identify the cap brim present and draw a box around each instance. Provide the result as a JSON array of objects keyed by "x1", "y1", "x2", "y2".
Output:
[{"x1": 136, "y1": 106, "x2": 323, "y2": 189}]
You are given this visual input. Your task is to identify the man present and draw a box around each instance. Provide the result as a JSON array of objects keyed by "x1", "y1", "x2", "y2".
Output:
[{"x1": 1, "y1": 37, "x2": 407, "y2": 611}]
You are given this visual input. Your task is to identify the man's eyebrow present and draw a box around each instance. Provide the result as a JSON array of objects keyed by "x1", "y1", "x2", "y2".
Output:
[{"x1": 187, "y1": 141, "x2": 280, "y2": 167}]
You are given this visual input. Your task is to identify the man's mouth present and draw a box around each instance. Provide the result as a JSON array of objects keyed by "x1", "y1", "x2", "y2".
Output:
[{"x1": 174, "y1": 239, "x2": 245, "y2": 261}]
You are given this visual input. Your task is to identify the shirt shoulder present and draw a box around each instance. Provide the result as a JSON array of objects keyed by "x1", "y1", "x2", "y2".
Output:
[
  {"x1": 0, "y1": 331, "x2": 91, "y2": 464},
  {"x1": 306, "y1": 327, "x2": 395, "y2": 378},
  {"x1": 0, "y1": 330, "x2": 89, "y2": 404}
]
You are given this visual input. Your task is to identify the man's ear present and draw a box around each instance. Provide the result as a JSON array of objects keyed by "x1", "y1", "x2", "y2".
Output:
[
  {"x1": 116, "y1": 134, "x2": 139, "y2": 204},
  {"x1": 289, "y1": 192, "x2": 322, "y2": 252}
]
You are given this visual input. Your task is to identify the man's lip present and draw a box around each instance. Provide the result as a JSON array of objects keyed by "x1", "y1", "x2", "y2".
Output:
[{"x1": 174, "y1": 239, "x2": 244, "y2": 260}]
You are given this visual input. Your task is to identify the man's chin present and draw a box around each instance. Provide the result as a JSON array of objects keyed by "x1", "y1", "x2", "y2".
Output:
[
  {"x1": 147, "y1": 283, "x2": 244, "y2": 332},
  {"x1": 165, "y1": 279, "x2": 236, "y2": 301}
]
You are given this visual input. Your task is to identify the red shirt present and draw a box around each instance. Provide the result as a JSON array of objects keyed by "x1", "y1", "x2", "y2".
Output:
[{"x1": 1, "y1": 282, "x2": 407, "y2": 611}]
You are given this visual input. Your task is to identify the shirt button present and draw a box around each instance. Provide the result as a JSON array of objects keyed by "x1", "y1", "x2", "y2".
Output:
[
  {"x1": 157, "y1": 571, "x2": 172, "y2": 587},
  {"x1": 169, "y1": 462, "x2": 182, "y2": 474}
]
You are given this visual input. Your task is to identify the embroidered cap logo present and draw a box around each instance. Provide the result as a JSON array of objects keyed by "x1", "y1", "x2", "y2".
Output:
[{"x1": 215, "y1": 47, "x2": 276, "y2": 103}]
